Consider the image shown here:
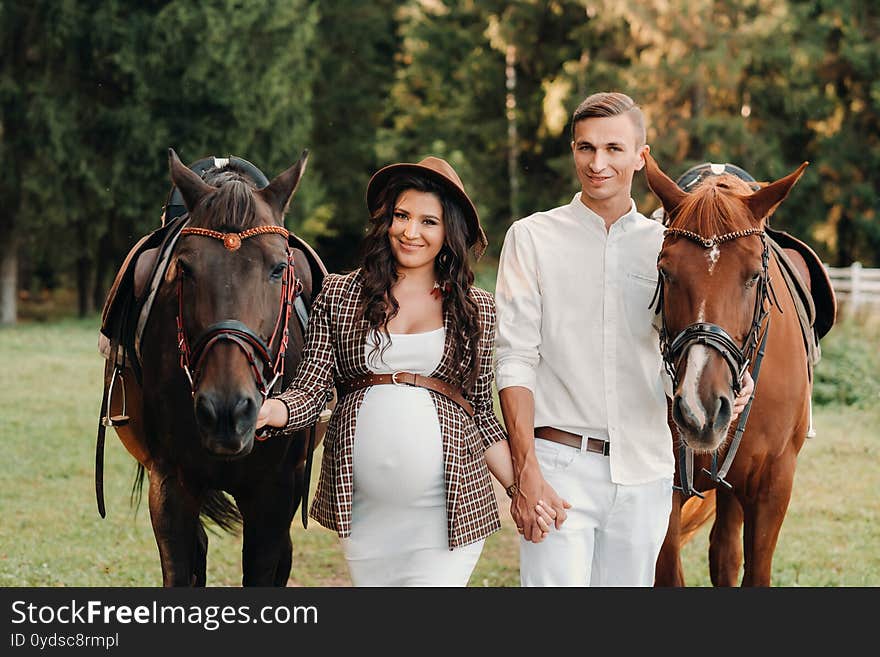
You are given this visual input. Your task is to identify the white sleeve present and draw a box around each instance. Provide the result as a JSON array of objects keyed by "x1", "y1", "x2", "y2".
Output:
[{"x1": 494, "y1": 221, "x2": 542, "y2": 393}]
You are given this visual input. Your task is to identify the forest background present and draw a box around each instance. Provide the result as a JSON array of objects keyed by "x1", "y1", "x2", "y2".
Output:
[{"x1": 1, "y1": 0, "x2": 878, "y2": 324}]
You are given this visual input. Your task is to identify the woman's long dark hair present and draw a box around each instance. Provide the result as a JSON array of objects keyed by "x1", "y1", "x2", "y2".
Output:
[{"x1": 358, "y1": 173, "x2": 482, "y2": 393}]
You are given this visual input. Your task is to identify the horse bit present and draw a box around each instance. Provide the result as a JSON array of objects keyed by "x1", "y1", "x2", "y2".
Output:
[
  {"x1": 174, "y1": 225, "x2": 302, "y2": 423},
  {"x1": 650, "y1": 227, "x2": 780, "y2": 499}
]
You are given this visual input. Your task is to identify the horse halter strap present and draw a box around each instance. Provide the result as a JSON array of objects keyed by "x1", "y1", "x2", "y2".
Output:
[
  {"x1": 175, "y1": 225, "x2": 299, "y2": 399},
  {"x1": 652, "y1": 227, "x2": 776, "y2": 499}
]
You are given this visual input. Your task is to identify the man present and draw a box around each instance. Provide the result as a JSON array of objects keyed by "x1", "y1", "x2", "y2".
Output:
[{"x1": 494, "y1": 91, "x2": 753, "y2": 586}]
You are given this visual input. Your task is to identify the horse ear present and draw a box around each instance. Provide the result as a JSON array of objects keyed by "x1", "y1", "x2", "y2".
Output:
[
  {"x1": 259, "y1": 150, "x2": 310, "y2": 221},
  {"x1": 644, "y1": 152, "x2": 688, "y2": 215},
  {"x1": 746, "y1": 161, "x2": 809, "y2": 222},
  {"x1": 168, "y1": 148, "x2": 214, "y2": 212}
]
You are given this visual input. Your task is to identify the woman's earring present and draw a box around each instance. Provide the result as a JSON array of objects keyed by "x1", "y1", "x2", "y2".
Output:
[{"x1": 431, "y1": 281, "x2": 451, "y2": 299}]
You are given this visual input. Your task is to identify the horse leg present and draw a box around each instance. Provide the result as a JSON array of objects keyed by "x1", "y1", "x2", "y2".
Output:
[
  {"x1": 236, "y1": 480, "x2": 298, "y2": 587},
  {"x1": 147, "y1": 464, "x2": 204, "y2": 586},
  {"x1": 654, "y1": 490, "x2": 685, "y2": 586},
  {"x1": 742, "y1": 453, "x2": 797, "y2": 586},
  {"x1": 708, "y1": 488, "x2": 743, "y2": 586}
]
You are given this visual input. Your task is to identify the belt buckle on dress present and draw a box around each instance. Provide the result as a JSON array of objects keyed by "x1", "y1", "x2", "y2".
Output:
[{"x1": 391, "y1": 371, "x2": 410, "y2": 386}]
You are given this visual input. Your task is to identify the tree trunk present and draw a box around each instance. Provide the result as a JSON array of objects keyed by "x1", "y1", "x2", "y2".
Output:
[
  {"x1": 506, "y1": 44, "x2": 520, "y2": 223},
  {"x1": 0, "y1": 234, "x2": 17, "y2": 325},
  {"x1": 76, "y1": 255, "x2": 94, "y2": 317},
  {"x1": 835, "y1": 210, "x2": 853, "y2": 267},
  {"x1": 93, "y1": 228, "x2": 112, "y2": 313}
]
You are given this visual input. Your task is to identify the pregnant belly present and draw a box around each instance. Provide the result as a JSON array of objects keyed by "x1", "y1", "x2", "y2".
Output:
[{"x1": 352, "y1": 386, "x2": 445, "y2": 506}]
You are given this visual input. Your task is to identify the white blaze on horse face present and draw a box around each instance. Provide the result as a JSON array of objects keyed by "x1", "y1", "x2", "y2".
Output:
[
  {"x1": 679, "y1": 299, "x2": 709, "y2": 428},
  {"x1": 707, "y1": 244, "x2": 720, "y2": 274},
  {"x1": 681, "y1": 345, "x2": 711, "y2": 428}
]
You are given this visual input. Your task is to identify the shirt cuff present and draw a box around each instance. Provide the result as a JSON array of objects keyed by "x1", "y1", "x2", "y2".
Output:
[{"x1": 495, "y1": 360, "x2": 536, "y2": 393}]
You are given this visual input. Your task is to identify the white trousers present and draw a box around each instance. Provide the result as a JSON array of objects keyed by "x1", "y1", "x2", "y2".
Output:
[{"x1": 520, "y1": 438, "x2": 673, "y2": 587}]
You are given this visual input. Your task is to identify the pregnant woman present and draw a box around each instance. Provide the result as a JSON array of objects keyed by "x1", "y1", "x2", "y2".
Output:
[{"x1": 257, "y1": 156, "x2": 555, "y2": 586}]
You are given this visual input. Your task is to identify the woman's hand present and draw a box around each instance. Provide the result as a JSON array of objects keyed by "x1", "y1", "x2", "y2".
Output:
[
  {"x1": 256, "y1": 398, "x2": 287, "y2": 430},
  {"x1": 518, "y1": 499, "x2": 564, "y2": 542}
]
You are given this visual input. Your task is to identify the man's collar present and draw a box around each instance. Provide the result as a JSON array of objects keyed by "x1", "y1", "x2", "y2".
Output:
[{"x1": 571, "y1": 194, "x2": 638, "y2": 228}]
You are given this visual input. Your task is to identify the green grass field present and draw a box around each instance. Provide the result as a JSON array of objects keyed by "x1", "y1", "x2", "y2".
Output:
[{"x1": 1, "y1": 316, "x2": 877, "y2": 586}]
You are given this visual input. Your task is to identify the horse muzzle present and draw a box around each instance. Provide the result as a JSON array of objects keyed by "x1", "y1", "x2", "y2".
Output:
[
  {"x1": 193, "y1": 389, "x2": 259, "y2": 458},
  {"x1": 672, "y1": 389, "x2": 733, "y2": 452}
]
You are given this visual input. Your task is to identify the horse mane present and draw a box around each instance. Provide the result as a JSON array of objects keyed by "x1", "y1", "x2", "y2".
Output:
[
  {"x1": 667, "y1": 174, "x2": 758, "y2": 236},
  {"x1": 192, "y1": 164, "x2": 261, "y2": 231}
]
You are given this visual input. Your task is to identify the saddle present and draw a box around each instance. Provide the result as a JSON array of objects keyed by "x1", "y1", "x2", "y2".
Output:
[{"x1": 766, "y1": 226, "x2": 837, "y2": 369}]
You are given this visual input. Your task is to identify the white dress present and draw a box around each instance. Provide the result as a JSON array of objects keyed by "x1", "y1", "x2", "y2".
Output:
[{"x1": 342, "y1": 327, "x2": 485, "y2": 586}]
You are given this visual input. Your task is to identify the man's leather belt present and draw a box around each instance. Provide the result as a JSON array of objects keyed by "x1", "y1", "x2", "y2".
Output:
[
  {"x1": 535, "y1": 426, "x2": 610, "y2": 456},
  {"x1": 338, "y1": 372, "x2": 474, "y2": 417}
]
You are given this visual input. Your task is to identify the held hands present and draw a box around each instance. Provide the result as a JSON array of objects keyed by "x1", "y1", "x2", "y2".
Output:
[
  {"x1": 515, "y1": 499, "x2": 564, "y2": 542},
  {"x1": 731, "y1": 370, "x2": 755, "y2": 421},
  {"x1": 510, "y1": 464, "x2": 572, "y2": 543}
]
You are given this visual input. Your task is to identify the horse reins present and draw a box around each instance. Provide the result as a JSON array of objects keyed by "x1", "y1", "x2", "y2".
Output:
[
  {"x1": 651, "y1": 227, "x2": 780, "y2": 499},
  {"x1": 175, "y1": 225, "x2": 299, "y2": 403}
]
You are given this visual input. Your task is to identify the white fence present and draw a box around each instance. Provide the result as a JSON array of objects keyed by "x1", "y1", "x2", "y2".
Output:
[{"x1": 824, "y1": 262, "x2": 880, "y2": 316}]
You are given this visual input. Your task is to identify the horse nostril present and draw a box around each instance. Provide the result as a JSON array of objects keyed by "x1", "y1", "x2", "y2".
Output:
[
  {"x1": 232, "y1": 396, "x2": 257, "y2": 434},
  {"x1": 714, "y1": 395, "x2": 732, "y2": 431},
  {"x1": 194, "y1": 393, "x2": 218, "y2": 431},
  {"x1": 673, "y1": 395, "x2": 695, "y2": 431}
]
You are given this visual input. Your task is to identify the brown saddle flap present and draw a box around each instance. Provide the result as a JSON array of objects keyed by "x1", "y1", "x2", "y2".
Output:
[
  {"x1": 100, "y1": 218, "x2": 184, "y2": 342},
  {"x1": 766, "y1": 227, "x2": 837, "y2": 339},
  {"x1": 100, "y1": 233, "x2": 152, "y2": 339}
]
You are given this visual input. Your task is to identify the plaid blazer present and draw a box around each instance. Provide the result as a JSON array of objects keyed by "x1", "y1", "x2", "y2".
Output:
[{"x1": 267, "y1": 269, "x2": 507, "y2": 549}]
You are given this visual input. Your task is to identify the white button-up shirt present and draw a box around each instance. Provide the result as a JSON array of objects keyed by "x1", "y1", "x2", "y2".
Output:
[{"x1": 494, "y1": 193, "x2": 674, "y2": 485}]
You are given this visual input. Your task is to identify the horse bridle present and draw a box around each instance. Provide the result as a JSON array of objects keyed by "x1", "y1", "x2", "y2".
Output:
[
  {"x1": 651, "y1": 227, "x2": 779, "y2": 498},
  {"x1": 175, "y1": 225, "x2": 300, "y2": 403}
]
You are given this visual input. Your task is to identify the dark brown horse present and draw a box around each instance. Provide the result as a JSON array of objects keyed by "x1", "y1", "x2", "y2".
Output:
[
  {"x1": 101, "y1": 150, "x2": 327, "y2": 586},
  {"x1": 644, "y1": 153, "x2": 813, "y2": 586}
]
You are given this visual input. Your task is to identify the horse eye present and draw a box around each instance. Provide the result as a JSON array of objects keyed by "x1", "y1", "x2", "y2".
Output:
[
  {"x1": 177, "y1": 259, "x2": 193, "y2": 279},
  {"x1": 745, "y1": 272, "x2": 761, "y2": 288},
  {"x1": 270, "y1": 263, "x2": 287, "y2": 280}
]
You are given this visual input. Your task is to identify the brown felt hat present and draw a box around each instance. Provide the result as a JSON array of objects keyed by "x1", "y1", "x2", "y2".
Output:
[{"x1": 366, "y1": 156, "x2": 488, "y2": 258}]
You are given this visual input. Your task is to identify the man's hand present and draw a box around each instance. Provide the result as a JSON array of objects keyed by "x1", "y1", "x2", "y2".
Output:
[
  {"x1": 511, "y1": 463, "x2": 571, "y2": 543},
  {"x1": 732, "y1": 370, "x2": 755, "y2": 420}
]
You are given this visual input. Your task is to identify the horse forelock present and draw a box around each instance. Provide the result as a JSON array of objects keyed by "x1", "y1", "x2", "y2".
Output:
[
  {"x1": 191, "y1": 166, "x2": 263, "y2": 231},
  {"x1": 668, "y1": 174, "x2": 757, "y2": 237}
]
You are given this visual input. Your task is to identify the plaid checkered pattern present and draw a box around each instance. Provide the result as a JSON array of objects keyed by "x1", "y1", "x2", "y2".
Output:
[{"x1": 267, "y1": 269, "x2": 506, "y2": 549}]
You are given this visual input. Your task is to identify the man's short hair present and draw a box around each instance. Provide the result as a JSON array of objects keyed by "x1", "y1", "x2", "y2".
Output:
[{"x1": 570, "y1": 92, "x2": 646, "y2": 146}]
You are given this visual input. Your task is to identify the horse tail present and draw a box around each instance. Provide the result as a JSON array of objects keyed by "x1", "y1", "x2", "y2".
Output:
[
  {"x1": 680, "y1": 489, "x2": 716, "y2": 546},
  {"x1": 130, "y1": 463, "x2": 146, "y2": 512},
  {"x1": 129, "y1": 465, "x2": 241, "y2": 533},
  {"x1": 201, "y1": 490, "x2": 243, "y2": 534}
]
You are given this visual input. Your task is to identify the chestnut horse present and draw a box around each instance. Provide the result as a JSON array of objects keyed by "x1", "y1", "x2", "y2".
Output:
[
  {"x1": 101, "y1": 150, "x2": 326, "y2": 586},
  {"x1": 645, "y1": 153, "x2": 811, "y2": 586}
]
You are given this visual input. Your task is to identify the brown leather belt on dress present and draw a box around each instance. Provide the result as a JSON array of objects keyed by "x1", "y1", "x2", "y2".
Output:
[
  {"x1": 337, "y1": 371, "x2": 474, "y2": 418},
  {"x1": 535, "y1": 426, "x2": 610, "y2": 456}
]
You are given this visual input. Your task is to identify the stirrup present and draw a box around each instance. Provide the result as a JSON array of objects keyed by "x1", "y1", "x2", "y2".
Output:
[{"x1": 101, "y1": 366, "x2": 130, "y2": 427}]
